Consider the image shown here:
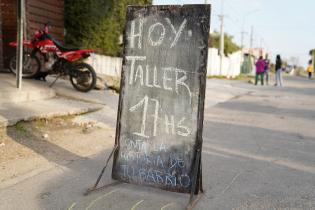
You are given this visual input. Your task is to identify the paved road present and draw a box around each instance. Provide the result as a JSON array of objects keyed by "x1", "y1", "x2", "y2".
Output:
[{"x1": 1, "y1": 76, "x2": 315, "y2": 210}]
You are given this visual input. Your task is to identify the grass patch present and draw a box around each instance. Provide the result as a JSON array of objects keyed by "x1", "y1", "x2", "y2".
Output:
[
  {"x1": 233, "y1": 74, "x2": 254, "y2": 81},
  {"x1": 207, "y1": 75, "x2": 227, "y2": 79},
  {"x1": 34, "y1": 119, "x2": 47, "y2": 128},
  {"x1": 207, "y1": 74, "x2": 255, "y2": 81},
  {"x1": 15, "y1": 122, "x2": 28, "y2": 134},
  {"x1": 295, "y1": 70, "x2": 308, "y2": 78}
]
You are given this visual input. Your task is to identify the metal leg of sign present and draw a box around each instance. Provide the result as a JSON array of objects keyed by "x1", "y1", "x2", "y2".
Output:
[
  {"x1": 186, "y1": 148, "x2": 203, "y2": 210},
  {"x1": 84, "y1": 145, "x2": 118, "y2": 196},
  {"x1": 199, "y1": 158, "x2": 204, "y2": 193}
]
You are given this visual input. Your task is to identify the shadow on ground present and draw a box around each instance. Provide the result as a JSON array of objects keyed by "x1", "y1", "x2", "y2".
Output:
[
  {"x1": 30, "y1": 118, "x2": 315, "y2": 210},
  {"x1": 4, "y1": 105, "x2": 83, "y2": 167},
  {"x1": 36, "y1": 150, "x2": 189, "y2": 210}
]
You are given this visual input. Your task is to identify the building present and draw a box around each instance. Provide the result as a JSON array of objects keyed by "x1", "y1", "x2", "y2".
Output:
[
  {"x1": 243, "y1": 47, "x2": 267, "y2": 59},
  {"x1": 0, "y1": 0, "x2": 64, "y2": 69},
  {"x1": 0, "y1": 8, "x2": 3, "y2": 70}
]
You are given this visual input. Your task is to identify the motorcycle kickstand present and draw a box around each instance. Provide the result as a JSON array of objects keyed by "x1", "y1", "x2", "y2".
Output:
[{"x1": 49, "y1": 74, "x2": 61, "y2": 88}]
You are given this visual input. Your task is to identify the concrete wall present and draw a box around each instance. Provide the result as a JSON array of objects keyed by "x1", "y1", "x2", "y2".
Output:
[
  {"x1": 207, "y1": 48, "x2": 242, "y2": 78},
  {"x1": 86, "y1": 54, "x2": 122, "y2": 77},
  {"x1": 86, "y1": 48, "x2": 243, "y2": 78}
]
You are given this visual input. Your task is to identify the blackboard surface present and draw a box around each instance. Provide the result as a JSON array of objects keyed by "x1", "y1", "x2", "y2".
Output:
[{"x1": 112, "y1": 5, "x2": 210, "y2": 193}]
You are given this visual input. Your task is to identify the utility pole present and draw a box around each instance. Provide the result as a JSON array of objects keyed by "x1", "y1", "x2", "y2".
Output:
[
  {"x1": 240, "y1": 30, "x2": 247, "y2": 64},
  {"x1": 16, "y1": 0, "x2": 25, "y2": 89},
  {"x1": 219, "y1": 0, "x2": 224, "y2": 75},
  {"x1": 249, "y1": 25, "x2": 254, "y2": 55},
  {"x1": 240, "y1": 30, "x2": 247, "y2": 49}
]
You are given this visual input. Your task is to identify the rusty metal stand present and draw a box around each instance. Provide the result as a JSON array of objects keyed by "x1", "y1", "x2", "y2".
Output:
[
  {"x1": 49, "y1": 74, "x2": 61, "y2": 88},
  {"x1": 186, "y1": 148, "x2": 203, "y2": 210},
  {"x1": 84, "y1": 145, "x2": 118, "y2": 196}
]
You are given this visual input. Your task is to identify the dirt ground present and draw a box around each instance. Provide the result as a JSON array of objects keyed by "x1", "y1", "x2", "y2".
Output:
[{"x1": 0, "y1": 117, "x2": 115, "y2": 187}]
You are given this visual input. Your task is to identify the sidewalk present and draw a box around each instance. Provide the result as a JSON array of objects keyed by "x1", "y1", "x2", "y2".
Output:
[
  {"x1": 0, "y1": 73, "x2": 103, "y2": 127},
  {"x1": 1, "y1": 72, "x2": 250, "y2": 129},
  {"x1": 0, "y1": 73, "x2": 55, "y2": 104}
]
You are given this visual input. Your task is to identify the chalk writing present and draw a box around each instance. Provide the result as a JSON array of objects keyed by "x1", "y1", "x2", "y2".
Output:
[
  {"x1": 112, "y1": 5, "x2": 210, "y2": 193},
  {"x1": 129, "y1": 18, "x2": 144, "y2": 49},
  {"x1": 129, "y1": 95, "x2": 149, "y2": 138},
  {"x1": 129, "y1": 17, "x2": 187, "y2": 48},
  {"x1": 148, "y1": 22, "x2": 166, "y2": 46},
  {"x1": 126, "y1": 60, "x2": 192, "y2": 101},
  {"x1": 120, "y1": 165, "x2": 191, "y2": 188},
  {"x1": 165, "y1": 18, "x2": 187, "y2": 48},
  {"x1": 129, "y1": 95, "x2": 191, "y2": 138}
]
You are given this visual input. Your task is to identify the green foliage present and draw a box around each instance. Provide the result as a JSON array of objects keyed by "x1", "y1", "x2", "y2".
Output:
[
  {"x1": 209, "y1": 31, "x2": 240, "y2": 55},
  {"x1": 65, "y1": 0, "x2": 152, "y2": 56},
  {"x1": 207, "y1": 74, "x2": 254, "y2": 80},
  {"x1": 15, "y1": 123, "x2": 27, "y2": 134},
  {"x1": 310, "y1": 49, "x2": 315, "y2": 68}
]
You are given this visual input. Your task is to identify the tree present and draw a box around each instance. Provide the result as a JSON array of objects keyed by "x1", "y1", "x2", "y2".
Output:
[
  {"x1": 65, "y1": 0, "x2": 152, "y2": 56},
  {"x1": 208, "y1": 31, "x2": 240, "y2": 55}
]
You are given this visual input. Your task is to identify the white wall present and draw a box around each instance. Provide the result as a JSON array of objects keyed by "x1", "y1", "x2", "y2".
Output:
[
  {"x1": 207, "y1": 48, "x2": 242, "y2": 78},
  {"x1": 86, "y1": 54, "x2": 122, "y2": 77},
  {"x1": 87, "y1": 48, "x2": 243, "y2": 78}
]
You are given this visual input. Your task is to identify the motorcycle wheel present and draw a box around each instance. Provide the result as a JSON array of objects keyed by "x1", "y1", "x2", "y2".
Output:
[
  {"x1": 9, "y1": 53, "x2": 41, "y2": 78},
  {"x1": 70, "y1": 63, "x2": 96, "y2": 92}
]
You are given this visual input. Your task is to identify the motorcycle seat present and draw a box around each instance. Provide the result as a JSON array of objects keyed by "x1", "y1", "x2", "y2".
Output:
[{"x1": 53, "y1": 39, "x2": 80, "y2": 52}]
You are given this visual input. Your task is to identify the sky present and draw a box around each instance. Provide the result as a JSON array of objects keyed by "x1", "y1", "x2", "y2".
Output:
[{"x1": 153, "y1": 0, "x2": 315, "y2": 67}]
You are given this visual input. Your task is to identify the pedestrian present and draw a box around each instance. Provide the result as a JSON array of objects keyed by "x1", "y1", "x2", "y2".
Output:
[
  {"x1": 264, "y1": 54, "x2": 270, "y2": 85},
  {"x1": 255, "y1": 56, "x2": 265, "y2": 85},
  {"x1": 275, "y1": 54, "x2": 283, "y2": 87},
  {"x1": 306, "y1": 60, "x2": 313, "y2": 79}
]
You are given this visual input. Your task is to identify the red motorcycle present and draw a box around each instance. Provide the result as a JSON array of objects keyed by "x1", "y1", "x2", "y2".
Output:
[{"x1": 9, "y1": 24, "x2": 97, "y2": 92}]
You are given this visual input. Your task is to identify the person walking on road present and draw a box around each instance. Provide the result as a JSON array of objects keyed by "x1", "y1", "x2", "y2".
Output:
[
  {"x1": 275, "y1": 54, "x2": 283, "y2": 87},
  {"x1": 306, "y1": 60, "x2": 314, "y2": 79},
  {"x1": 264, "y1": 55, "x2": 270, "y2": 85},
  {"x1": 255, "y1": 56, "x2": 265, "y2": 85}
]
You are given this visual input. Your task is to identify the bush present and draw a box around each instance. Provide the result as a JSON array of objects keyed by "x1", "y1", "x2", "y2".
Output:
[{"x1": 65, "y1": 0, "x2": 152, "y2": 56}]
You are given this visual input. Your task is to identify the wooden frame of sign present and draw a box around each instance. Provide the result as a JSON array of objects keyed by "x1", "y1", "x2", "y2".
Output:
[{"x1": 86, "y1": 4, "x2": 210, "y2": 209}]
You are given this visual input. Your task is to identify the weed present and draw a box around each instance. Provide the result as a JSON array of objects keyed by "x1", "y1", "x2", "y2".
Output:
[
  {"x1": 207, "y1": 74, "x2": 255, "y2": 81},
  {"x1": 34, "y1": 119, "x2": 46, "y2": 128},
  {"x1": 207, "y1": 75, "x2": 227, "y2": 79},
  {"x1": 15, "y1": 123, "x2": 28, "y2": 134}
]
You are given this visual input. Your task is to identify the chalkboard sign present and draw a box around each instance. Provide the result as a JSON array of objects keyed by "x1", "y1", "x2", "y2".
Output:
[{"x1": 112, "y1": 5, "x2": 210, "y2": 194}]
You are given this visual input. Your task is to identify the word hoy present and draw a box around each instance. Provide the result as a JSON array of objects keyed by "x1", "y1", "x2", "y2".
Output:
[{"x1": 129, "y1": 17, "x2": 189, "y2": 49}]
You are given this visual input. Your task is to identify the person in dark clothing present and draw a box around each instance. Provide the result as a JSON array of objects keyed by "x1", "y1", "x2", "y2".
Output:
[
  {"x1": 264, "y1": 55, "x2": 270, "y2": 85},
  {"x1": 275, "y1": 54, "x2": 283, "y2": 86}
]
